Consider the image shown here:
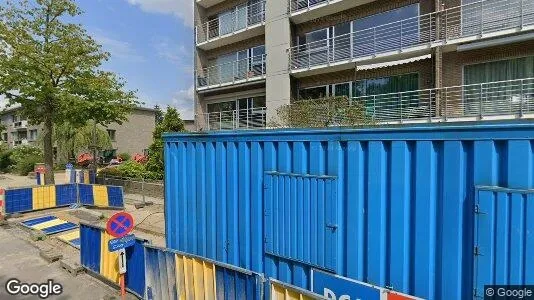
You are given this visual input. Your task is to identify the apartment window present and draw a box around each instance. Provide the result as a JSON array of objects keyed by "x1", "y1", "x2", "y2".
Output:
[
  {"x1": 461, "y1": 0, "x2": 522, "y2": 36},
  {"x1": 18, "y1": 130, "x2": 27, "y2": 140},
  {"x1": 207, "y1": 97, "x2": 266, "y2": 129},
  {"x1": 464, "y1": 56, "x2": 534, "y2": 85},
  {"x1": 299, "y1": 86, "x2": 329, "y2": 100},
  {"x1": 29, "y1": 129, "x2": 38, "y2": 141},
  {"x1": 2, "y1": 133, "x2": 7, "y2": 141},
  {"x1": 107, "y1": 129, "x2": 116, "y2": 141},
  {"x1": 353, "y1": 4, "x2": 419, "y2": 57},
  {"x1": 202, "y1": 45, "x2": 266, "y2": 86}
]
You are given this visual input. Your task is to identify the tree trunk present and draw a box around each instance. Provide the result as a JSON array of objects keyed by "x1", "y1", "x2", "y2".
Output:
[{"x1": 43, "y1": 114, "x2": 55, "y2": 184}]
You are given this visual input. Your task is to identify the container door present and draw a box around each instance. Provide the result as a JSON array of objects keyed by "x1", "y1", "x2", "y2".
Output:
[
  {"x1": 473, "y1": 187, "x2": 534, "y2": 298},
  {"x1": 264, "y1": 172, "x2": 338, "y2": 271}
]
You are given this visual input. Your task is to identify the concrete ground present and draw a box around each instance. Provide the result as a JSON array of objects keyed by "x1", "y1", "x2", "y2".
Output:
[
  {"x1": 0, "y1": 173, "x2": 67, "y2": 188},
  {"x1": 0, "y1": 225, "x2": 121, "y2": 300}
]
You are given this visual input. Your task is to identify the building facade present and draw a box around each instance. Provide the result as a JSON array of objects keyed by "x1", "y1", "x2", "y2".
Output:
[
  {"x1": 0, "y1": 107, "x2": 156, "y2": 156},
  {"x1": 194, "y1": 0, "x2": 534, "y2": 130}
]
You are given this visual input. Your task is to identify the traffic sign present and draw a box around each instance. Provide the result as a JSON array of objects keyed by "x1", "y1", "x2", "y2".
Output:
[
  {"x1": 108, "y1": 234, "x2": 136, "y2": 252},
  {"x1": 106, "y1": 212, "x2": 134, "y2": 238},
  {"x1": 118, "y1": 248, "x2": 127, "y2": 274}
]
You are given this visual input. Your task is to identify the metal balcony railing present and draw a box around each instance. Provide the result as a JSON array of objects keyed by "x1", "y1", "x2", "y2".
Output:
[
  {"x1": 199, "y1": 107, "x2": 267, "y2": 130},
  {"x1": 13, "y1": 120, "x2": 28, "y2": 129},
  {"x1": 196, "y1": 54, "x2": 266, "y2": 88},
  {"x1": 289, "y1": 0, "x2": 336, "y2": 14},
  {"x1": 195, "y1": 1, "x2": 266, "y2": 44},
  {"x1": 304, "y1": 78, "x2": 534, "y2": 124},
  {"x1": 289, "y1": 0, "x2": 534, "y2": 70}
]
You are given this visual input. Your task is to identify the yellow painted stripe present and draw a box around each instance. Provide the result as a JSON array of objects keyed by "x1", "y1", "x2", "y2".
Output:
[
  {"x1": 84, "y1": 172, "x2": 90, "y2": 184},
  {"x1": 57, "y1": 230, "x2": 79, "y2": 242},
  {"x1": 175, "y1": 254, "x2": 216, "y2": 300},
  {"x1": 31, "y1": 219, "x2": 66, "y2": 230},
  {"x1": 93, "y1": 185, "x2": 109, "y2": 207},
  {"x1": 100, "y1": 231, "x2": 120, "y2": 283},
  {"x1": 32, "y1": 186, "x2": 56, "y2": 210},
  {"x1": 271, "y1": 282, "x2": 317, "y2": 300}
]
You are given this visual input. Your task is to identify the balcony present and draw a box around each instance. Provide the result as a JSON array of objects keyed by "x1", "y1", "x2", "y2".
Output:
[
  {"x1": 195, "y1": 1, "x2": 265, "y2": 50},
  {"x1": 289, "y1": 0, "x2": 534, "y2": 77},
  {"x1": 289, "y1": 0, "x2": 377, "y2": 24},
  {"x1": 196, "y1": 0, "x2": 226, "y2": 9},
  {"x1": 196, "y1": 54, "x2": 266, "y2": 91},
  {"x1": 198, "y1": 107, "x2": 267, "y2": 130},
  {"x1": 13, "y1": 120, "x2": 28, "y2": 130},
  {"x1": 301, "y1": 78, "x2": 534, "y2": 125}
]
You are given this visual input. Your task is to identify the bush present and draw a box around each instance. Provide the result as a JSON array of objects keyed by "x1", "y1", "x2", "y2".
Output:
[
  {"x1": 98, "y1": 160, "x2": 162, "y2": 180},
  {"x1": 10, "y1": 146, "x2": 43, "y2": 176},
  {"x1": 118, "y1": 152, "x2": 131, "y2": 161},
  {"x1": 0, "y1": 149, "x2": 13, "y2": 173}
]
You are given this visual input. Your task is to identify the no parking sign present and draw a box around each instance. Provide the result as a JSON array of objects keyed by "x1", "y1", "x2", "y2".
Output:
[{"x1": 106, "y1": 212, "x2": 134, "y2": 238}]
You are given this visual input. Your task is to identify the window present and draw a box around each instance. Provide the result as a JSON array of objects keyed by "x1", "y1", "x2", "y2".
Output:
[
  {"x1": 29, "y1": 129, "x2": 38, "y2": 141},
  {"x1": 2, "y1": 133, "x2": 7, "y2": 141},
  {"x1": 463, "y1": 56, "x2": 534, "y2": 115},
  {"x1": 207, "y1": 97, "x2": 266, "y2": 129},
  {"x1": 107, "y1": 129, "x2": 116, "y2": 141},
  {"x1": 461, "y1": 0, "x2": 522, "y2": 37},
  {"x1": 353, "y1": 4, "x2": 419, "y2": 57},
  {"x1": 299, "y1": 86, "x2": 328, "y2": 100}
]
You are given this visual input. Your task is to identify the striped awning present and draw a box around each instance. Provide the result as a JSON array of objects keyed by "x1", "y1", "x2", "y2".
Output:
[{"x1": 356, "y1": 54, "x2": 432, "y2": 71}]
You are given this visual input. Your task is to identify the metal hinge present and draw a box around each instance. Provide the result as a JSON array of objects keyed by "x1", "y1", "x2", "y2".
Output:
[
  {"x1": 474, "y1": 204, "x2": 485, "y2": 215},
  {"x1": 326, "y1": 223, "x2": 338, "y2": 231},
  {"x1": 474, "y1": 246, "x2": 482, "y2": 256}
]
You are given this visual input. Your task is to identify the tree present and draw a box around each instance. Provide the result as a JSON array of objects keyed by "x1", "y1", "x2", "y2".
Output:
[
  {"x1": 51, "y1": 122, "x2": 112, "y2": 164},
  {"x1": 154, "y1": 105, "x2": 164, "y2": 125},
  {"x1": 146, "y1": 107, "x2": 185, "y2": 174},
  {"x1": 0, "y1": 0, "x2": 138, "y2": 183}
]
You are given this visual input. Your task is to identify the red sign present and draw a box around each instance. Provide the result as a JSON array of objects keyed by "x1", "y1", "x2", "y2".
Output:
[{"x1": 106, "y1": 212, "x2": 134, "y2": 238}]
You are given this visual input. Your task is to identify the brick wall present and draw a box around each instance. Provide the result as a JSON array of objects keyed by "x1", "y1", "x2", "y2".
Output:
[
  {"x1": 442, "y1": 40, "x2": 534, "y2": 87},
  {"x1": 298, "y1": 59, "x2": 434, "y2": 90},
  {"x1": 294, "y1": 0, "x2": 435, "y2": 36}
]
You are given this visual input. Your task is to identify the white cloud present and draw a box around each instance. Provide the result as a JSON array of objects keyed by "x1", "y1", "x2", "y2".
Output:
[
  {"x1": 91, "y1": 29, "x2": 146, "y2": 63},
  {"x1": 171, "y1": 85, "x2": 195, "y2": 120},
  {"x1": 126, "y1": 0, "x2": 194, "y2": 28}
]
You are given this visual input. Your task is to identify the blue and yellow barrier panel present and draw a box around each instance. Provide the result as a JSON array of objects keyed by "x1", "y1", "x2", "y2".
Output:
[
  {"x1": 56, "y1": 230, "x2": 80, "y2": 248},
  {"x1": 144, "y1": 245, "x2": 264, "y2": 300},
  {"x1": 79, "y1": 184, "x2": 124, "y2": 208},
  {"x1": 4, "y1": 184, "x2": 77, "y2": 214},
  {"x1": 20, "y1": 215, "x2": 78, "y2": 235},
  {"x1": 269, "y1": 279, "x2": 322, "y2": 300},
  {"x1": 79, "y1": 223, "x2": 146, "y2": 298}
]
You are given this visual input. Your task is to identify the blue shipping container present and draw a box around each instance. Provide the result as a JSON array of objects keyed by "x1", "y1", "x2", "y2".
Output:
[{"x1": 163, "y1": 121, "x2": 534, "y2": 300}]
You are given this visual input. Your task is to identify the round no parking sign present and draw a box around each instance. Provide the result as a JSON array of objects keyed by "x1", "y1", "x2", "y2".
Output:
[{"x1": 106, "y1": 212, "x2": 134, "y2": 238}]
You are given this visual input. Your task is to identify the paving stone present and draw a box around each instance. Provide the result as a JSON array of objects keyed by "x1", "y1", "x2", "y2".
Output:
[
  {"x1": 40, "y1": 249, "x2": 63, "y2": 263},
  {"x1": 60, "y1": 258, "x2": 84, "y2": 276}
]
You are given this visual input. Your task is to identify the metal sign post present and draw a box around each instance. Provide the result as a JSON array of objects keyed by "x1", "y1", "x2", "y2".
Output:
[{"x1": 118, "y1": 248, "x2": 126, "y2": 299}]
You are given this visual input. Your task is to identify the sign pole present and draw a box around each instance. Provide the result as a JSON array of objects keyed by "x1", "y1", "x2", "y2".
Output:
[{"x1": 120, "y1": 274, "x2": 125, "y2": 300}]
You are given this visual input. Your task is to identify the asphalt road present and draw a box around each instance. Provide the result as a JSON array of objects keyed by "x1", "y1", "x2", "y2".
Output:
[{"x1": 0, "y1": 225, "x2": 118, "y2": 300}]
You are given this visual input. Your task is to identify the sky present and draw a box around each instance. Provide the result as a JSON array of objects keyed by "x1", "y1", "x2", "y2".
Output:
[
  {"x1": 1, "y1": 0, "x2": 196, "y2": 119},
  {"x1": 79, "y1": 0, "x2": 195, "y2": 119}
]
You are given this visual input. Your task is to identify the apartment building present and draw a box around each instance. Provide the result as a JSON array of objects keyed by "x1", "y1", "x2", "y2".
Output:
[
  {"x1": 194, "y1": 0, "x2": 534, "y2": 130},
  {"x1": 0, "y1": 106, "x2": 156, "y2": 156}
]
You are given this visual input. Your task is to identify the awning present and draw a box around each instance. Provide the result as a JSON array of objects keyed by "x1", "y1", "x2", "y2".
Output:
[{"x1": 356, "y1": 54, "x2": 432, "y2": 71}]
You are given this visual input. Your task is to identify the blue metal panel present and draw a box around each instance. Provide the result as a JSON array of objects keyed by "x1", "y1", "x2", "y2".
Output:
[
  {"x1": 55, "y1": 184, "x2": 77, "y2": 206},
  {"x1": 21, "y1": 215, "x2": 56, "y2": 226},
  {"x1": 474, "y1": 186, "x2": 534, "y2": 298},
  {"x1": 5, "y1": 188, "x2": 32, "y2": 213},
  {"x1": 163, "y1": 121, "x2": 534, "y2": 299},
  {"x1": 41, "y1": 222, "x2": 78, "y2": 235},
  {"x1": 125, "y1": 237, "x2": 146, "y2": 297},
  {"x1": 145, "y1": 246, "x2": 176, "y2": 300},
  {"x1": 78, "y1": 184, "x2": 94, "y2": 206},
  {"x1": 215, "y1": 266, "x2": 262, "y2": 300},
  {"x1": 80, "y1": 224, "x2": 101, "y2": 273},
  {"x1": 106, "y1": 186, "x2": 124, "y2": 208}
]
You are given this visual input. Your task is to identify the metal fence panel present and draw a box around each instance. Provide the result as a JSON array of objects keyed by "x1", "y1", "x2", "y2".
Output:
[
  {"x1": 269, "y1": 279, "x2": 322, "y2": 300},
  {"x1": 78, "y1": 184, "x2": 124, "y2": 208},
  {"x1": 4, "y1": 184, "x2": 77, "y2": 214},
  {"x1": 163, "y1": 121, "x2": 534, "y2": 300}
]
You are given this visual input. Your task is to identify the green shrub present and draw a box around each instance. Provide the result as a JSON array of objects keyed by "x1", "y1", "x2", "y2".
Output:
[
  {"x1": 118, "y1": 152, "x2": 131, "y2": 161},
  {"x1": 98, "y1": 160, "x2": 163, "y2": 180},
  {"x1": 0, "y1": 149, "x2": 14, "y2": 172},
  {"x1": 9, "y1": 146, "x2": 43, "y2": 176}
]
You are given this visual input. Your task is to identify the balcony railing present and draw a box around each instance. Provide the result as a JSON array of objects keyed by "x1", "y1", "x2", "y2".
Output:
[
  {"x1": 289, "y1": 0, "x2": 337, "y2": 14},
  {"x1": 290, "y1": 0, "x2": 534, "y2": 70},
  {"x1": 300, "y1": 78, "x2": 534, "y2": 124},
  {"x1": 195, "y1": 1, "x2": 266, "y2": 45},
  {"x1": 199, "y1": 107, "x2": 267, "y2": 130},
  {"x1": 13, "y1": 120, "x2": 28, "y2": 129},
  {"x1": 196, "y1": 54, "x2": 266, "y2": 89}
]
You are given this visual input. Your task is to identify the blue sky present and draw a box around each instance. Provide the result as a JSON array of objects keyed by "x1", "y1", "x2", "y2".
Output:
[{"x1": 77, "y1": 0, "x2": 194, "y2": 119}]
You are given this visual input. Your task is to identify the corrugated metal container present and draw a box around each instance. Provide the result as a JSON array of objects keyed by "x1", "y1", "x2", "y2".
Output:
[
  {"x1": 163, "y1": 121, "x2": 534, "y2": 300},
  {"x1": 144, "y1": 245, "x2": 264, "y2": 300},
  {"x1": 80, "y1": 223, "x2": 146, "y2": 298}
]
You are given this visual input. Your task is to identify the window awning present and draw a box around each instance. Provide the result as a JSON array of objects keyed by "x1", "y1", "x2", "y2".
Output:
[{"x1": 356, "y1": 54, "x2": 432, "y2": 71}]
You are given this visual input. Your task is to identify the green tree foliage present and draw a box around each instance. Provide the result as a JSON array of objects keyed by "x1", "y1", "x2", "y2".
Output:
[
  {"x1": 0, "y1": 0, "x2": 138, "y2": 183},
  {"x1": 154, "y1": 105, "x2": 164, "y2": 125},
  {"x1": 10, "y1": 145, "x2": 43, "y2": 175},
  {"x1": 146, "y1": 107, "x2": 185, "y2": 174},
  {"x1": 271, "y1": 96, "x2": 376, "y2": 128},
  {"x1": 99, "y1": 160, "x2": 162, "y2": 180},
  {"x1": 51, "y1": 122, "x2": 112, "y2": 164},
  {"x1": 118, "y1": 152, "x2": 131, "y2": 161}
]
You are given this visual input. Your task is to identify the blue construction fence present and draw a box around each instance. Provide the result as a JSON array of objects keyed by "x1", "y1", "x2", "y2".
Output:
[{"x1": 2, "y1": 183, "x2": 124, "y2": 214}]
